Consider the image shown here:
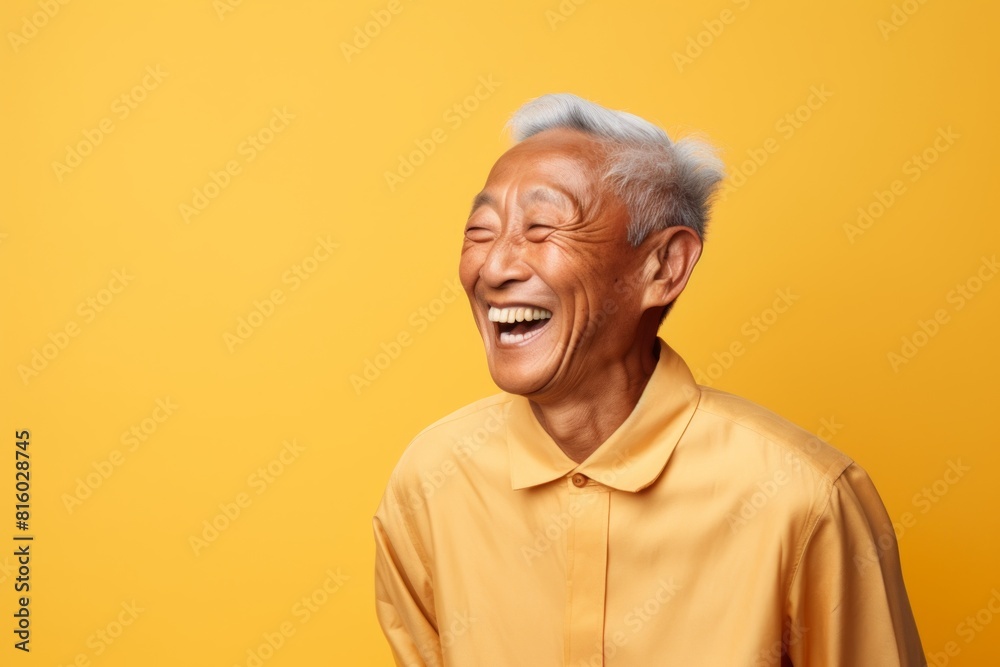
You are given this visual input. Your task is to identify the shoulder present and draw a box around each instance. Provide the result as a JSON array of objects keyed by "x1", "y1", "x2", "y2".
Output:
[
  {"x1": 411, "y1": 393, "x2": 512, "y2": 440},
  {"x1": 685, "y1": 386, "x2": 866, "y2": 563},
  {"x1": 691, "y1": 385, "x2": 853, "y2": 485},
  {"x1": 390, "y1": 392, "x2": 513, "y2": 481}
]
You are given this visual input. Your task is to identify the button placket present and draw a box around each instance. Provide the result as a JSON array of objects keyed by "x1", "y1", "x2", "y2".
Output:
[{"x1": 564, "y1": 473, "x2": 610, "y2": 665}]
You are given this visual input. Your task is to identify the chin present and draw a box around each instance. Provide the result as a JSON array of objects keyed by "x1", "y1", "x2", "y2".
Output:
[
  {"x1": 486, "y1": 357, "x2": 551, "y2": 397},
  {"x1": 489, "y1": 360, "x2": 543, "y2": 396},
  {"x1": 473, "y1": 309, "x2": 561, "y2": 395}
]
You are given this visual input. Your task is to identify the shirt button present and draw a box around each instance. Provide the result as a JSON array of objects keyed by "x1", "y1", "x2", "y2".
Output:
[{"x1": 571, "y1": 473, "x2": 587, "y2": 487}]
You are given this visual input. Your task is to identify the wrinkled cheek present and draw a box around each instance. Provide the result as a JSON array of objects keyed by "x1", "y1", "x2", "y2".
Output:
[
  {"x1": 574, "y1": 293, "x2": 637, "y2": 355},
  {"x1": 458, "y1": 252, "x2": 481, "y2": 297}
]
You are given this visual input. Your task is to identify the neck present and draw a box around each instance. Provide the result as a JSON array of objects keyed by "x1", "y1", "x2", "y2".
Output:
[{"x1": 529, "y1": 337, "x2": 661, "y2": 463}]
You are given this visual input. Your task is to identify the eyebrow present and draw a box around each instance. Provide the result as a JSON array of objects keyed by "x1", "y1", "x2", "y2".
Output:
[
  {"x1": 521, "y1": 187, "x2": 572, "y2": 208},
  {"x1": 469, "y1": 192, "x2": 496, "y2": 216},
  {"x1": 468, "y1": 187, "x2": 576, "y2": 217}
]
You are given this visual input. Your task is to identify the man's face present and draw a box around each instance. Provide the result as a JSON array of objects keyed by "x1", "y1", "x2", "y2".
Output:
[{"x1": 459, "y1": 128, "x2": 653, "y2": 401}]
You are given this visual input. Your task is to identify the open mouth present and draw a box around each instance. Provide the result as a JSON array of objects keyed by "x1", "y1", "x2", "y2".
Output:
[{"x1": 488, "y1": 306, "x2": 553, "y2": 345}]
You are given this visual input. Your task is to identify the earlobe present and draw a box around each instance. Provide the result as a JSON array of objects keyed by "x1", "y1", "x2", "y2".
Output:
[{"x1": 641, "y1": 226, "x2": 703, "y2": 311}]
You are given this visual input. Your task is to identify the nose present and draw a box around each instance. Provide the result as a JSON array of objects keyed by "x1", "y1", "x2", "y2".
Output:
[{"x1": 480, "y1": 232, "x2": 531, "y2": 289}]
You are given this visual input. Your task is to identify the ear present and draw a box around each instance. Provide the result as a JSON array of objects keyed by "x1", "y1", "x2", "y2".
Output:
[{"x1": 640, "y1": 225, "x2": 703, "y2": 312}]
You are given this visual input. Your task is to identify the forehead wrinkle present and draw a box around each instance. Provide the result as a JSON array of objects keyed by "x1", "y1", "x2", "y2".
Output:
[
  {"x1": 471, "y1": 138, "x2": 606, "y2": 221},
  {"x1": 521, "y1": 186, "x2": 569, "y2": 207},
  {"x1": 469, "y1": 183, "x2": 582, "y2": 222},
  {"x1": 520, "y1": 184, "x2": 585, "y2": 223}
]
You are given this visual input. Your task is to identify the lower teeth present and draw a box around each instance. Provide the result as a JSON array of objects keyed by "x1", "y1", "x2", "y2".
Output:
[{"x1": 499, "y1": 327, "x2": 544, "y2": 344}]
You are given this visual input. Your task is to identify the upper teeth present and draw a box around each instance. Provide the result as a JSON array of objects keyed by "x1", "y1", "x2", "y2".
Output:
[{"x1": 488, "y1": 306, "x2": 553, "y2": 323}]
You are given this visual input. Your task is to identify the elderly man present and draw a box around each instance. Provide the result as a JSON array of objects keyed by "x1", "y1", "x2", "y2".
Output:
[{"x1": 374, "y1": 93, "x2": 924, "y2": 666}]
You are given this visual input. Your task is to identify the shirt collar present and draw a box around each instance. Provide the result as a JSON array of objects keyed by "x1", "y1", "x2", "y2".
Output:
[{"x1": 506, "y1": 338, "x2": 702, "y2": 493}]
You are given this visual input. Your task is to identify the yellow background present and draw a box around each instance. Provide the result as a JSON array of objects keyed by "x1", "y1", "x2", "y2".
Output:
[{"x1": 2, "y1": 0, "x2": 998, "y2": 664}]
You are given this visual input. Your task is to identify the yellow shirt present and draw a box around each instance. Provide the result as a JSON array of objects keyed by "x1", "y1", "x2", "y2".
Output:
[{"x1": 374, "y1": 340, "x2": 924, "y2": 666}]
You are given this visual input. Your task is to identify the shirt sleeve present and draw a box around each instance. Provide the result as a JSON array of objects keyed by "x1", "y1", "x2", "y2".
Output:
[
  {"x1": 373, "y1": 476, "x2": 443, "y2": 667},
  {"x1": 785, "y1": 463, "x2": 926, "y2": 666}
]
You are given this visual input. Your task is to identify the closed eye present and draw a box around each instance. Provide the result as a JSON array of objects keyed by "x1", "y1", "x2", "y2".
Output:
[
  {"x1": 465, "y1": 226, "x2": 494, "y2": 242},
  {"x1": 525, "y1": 223, "x2": 554, "y2": 241}
]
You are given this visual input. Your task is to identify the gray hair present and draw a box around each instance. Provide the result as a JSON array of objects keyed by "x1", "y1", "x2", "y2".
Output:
[{"x1": 506, "y1": 93, "x2": 725, "y2": 245}]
